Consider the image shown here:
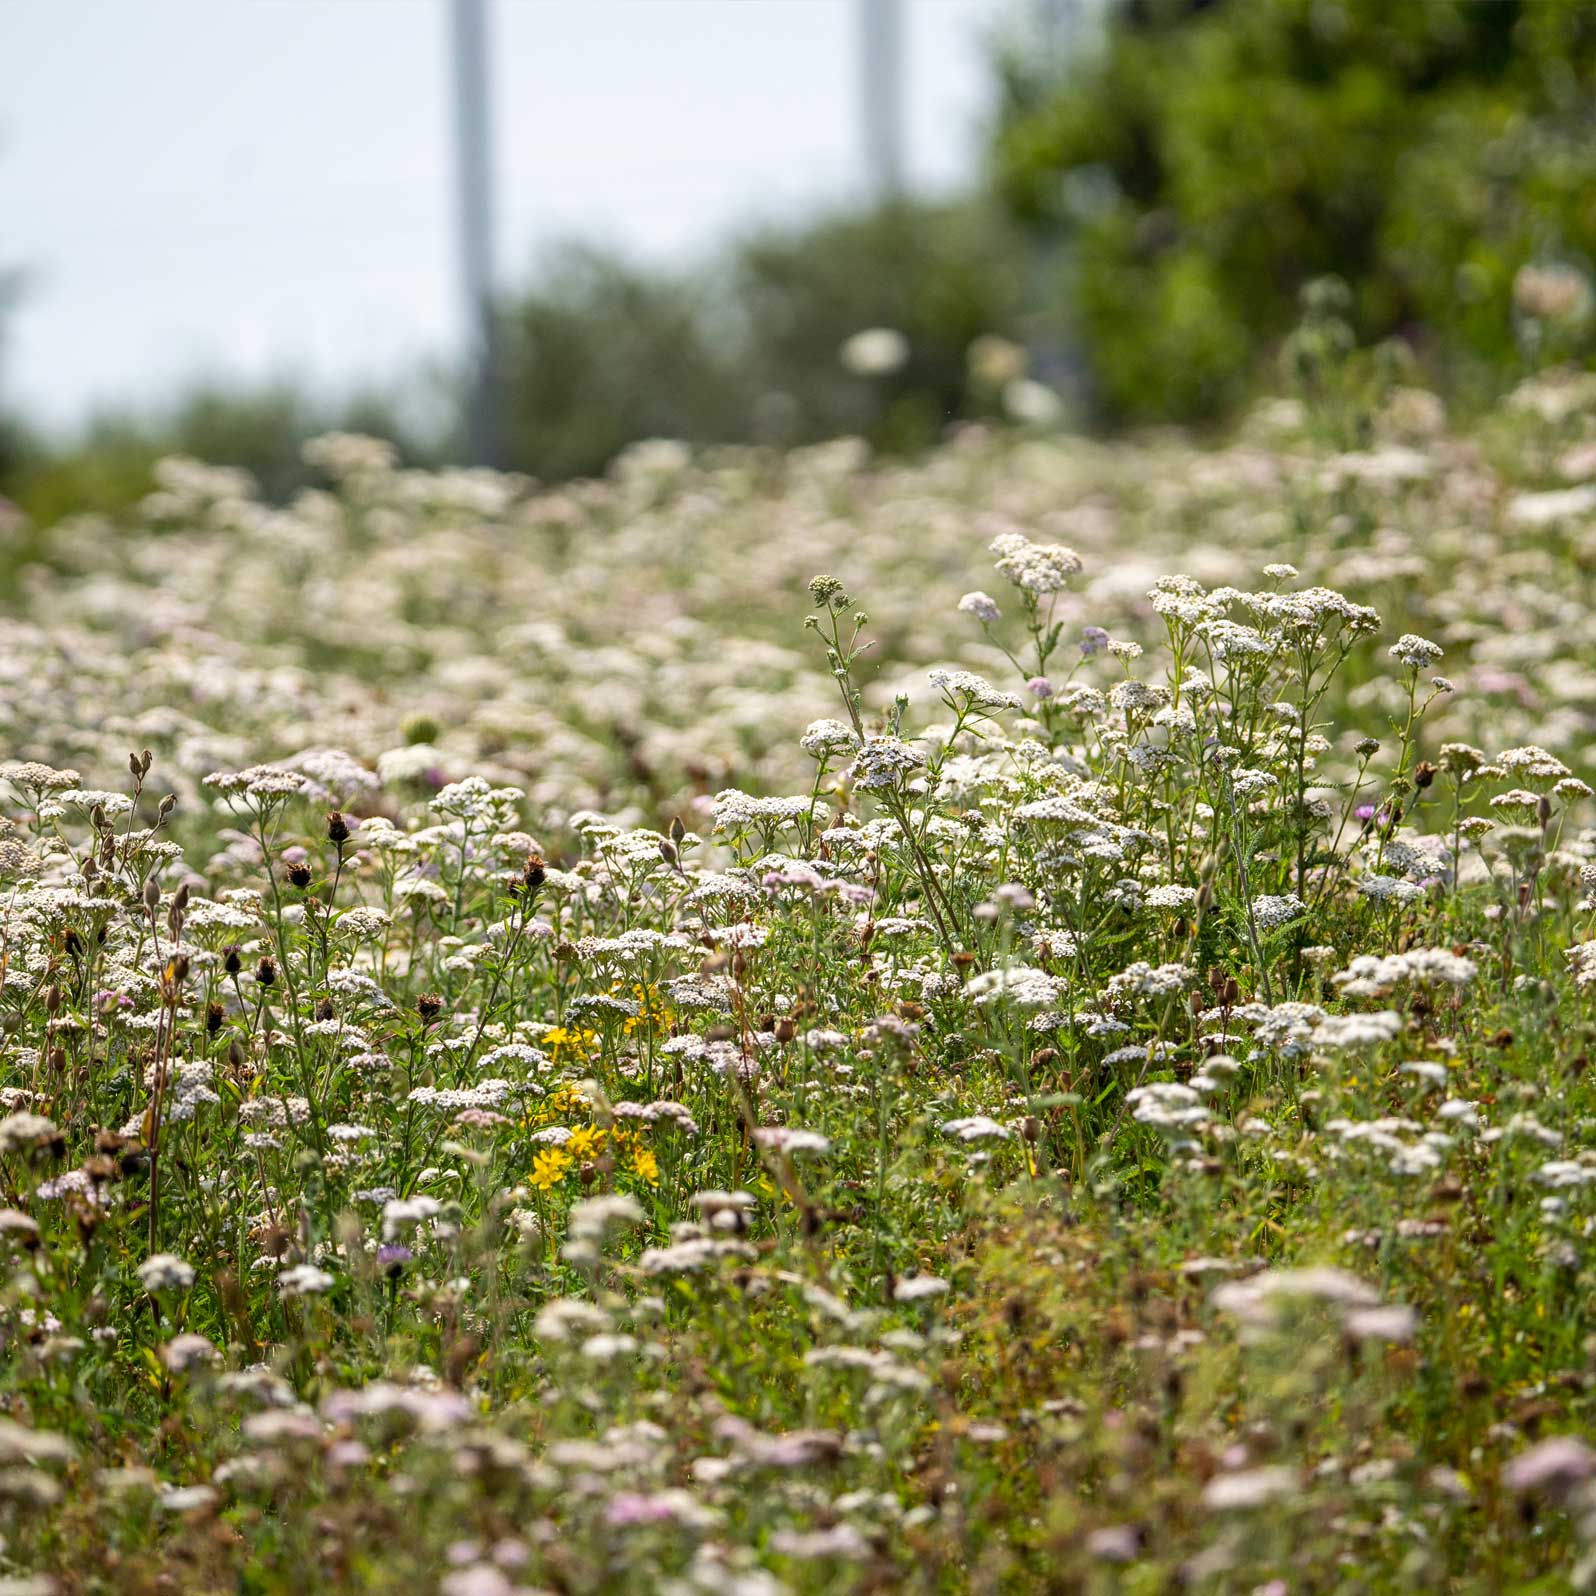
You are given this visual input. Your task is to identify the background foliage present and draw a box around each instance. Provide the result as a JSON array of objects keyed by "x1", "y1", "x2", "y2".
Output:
[
  {"x1": 993, "y1": 0, "x2": 1596, "y2": 420},
  {"x1": 6, "y1": 0, "x2": 1596, "y2": 514}
]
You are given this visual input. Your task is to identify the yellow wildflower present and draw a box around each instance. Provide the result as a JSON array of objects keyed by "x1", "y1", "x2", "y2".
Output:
[
  {"x1": 530, "y1": 1146, "x2": 573, "y2": 1191},
  {"x1": 567, "y1": 1125, "x2": 606, "y2": 1159},
  {"x1": 544, "y1": 1025, "x2": 597, "y2": 1066},
  {"x1": 617, "y1": 980, "x2": 675, "y2": 1037}
]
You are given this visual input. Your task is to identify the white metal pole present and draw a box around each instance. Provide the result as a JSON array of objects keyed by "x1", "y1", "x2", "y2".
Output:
[
  {"x1": 450, "y1": 0, "x2": 501, "y2": 466},
  {"x1": 859, "y1": 0, "x2": 904, "y2": 202}
]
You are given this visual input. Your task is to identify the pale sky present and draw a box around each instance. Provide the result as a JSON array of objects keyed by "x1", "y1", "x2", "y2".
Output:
[{"x1": 1, "y1": 0, "x2": 1011, "y2": 431}]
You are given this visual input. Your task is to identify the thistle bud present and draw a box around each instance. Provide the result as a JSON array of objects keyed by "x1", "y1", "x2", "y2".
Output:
[
  {"x1": 286, "y1": 863, "x2": 312, "y2": 890},
  {"x1": 256, "y1": 956, "x2": 277, "y2": 988},
  {"x1": 416, "y1": 993, "x2": 443, "y2": 1023},
  {"x1": 327, "y1": 811, "x2": 350, "y2": 845}
]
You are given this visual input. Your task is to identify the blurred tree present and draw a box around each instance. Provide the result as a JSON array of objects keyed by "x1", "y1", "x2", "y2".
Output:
[
  {"x1": 735, "y1": 201, "x2": 1030, "y2": 452},
  {"x1": 992, "y1": 0, "x2": 1596, "y2": 422},
  {"x1": 496, "y1": 245, "x2": 751, "y2": 483},
  {"x1": 494, "y1": 199, "x2": 1032, "y2": 479}
]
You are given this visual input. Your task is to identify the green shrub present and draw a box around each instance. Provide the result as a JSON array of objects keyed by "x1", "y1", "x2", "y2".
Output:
[
  {"x1": 495, "y1": 199, "x2": 1032, "y2": 479},
  {"x1": 0, "y1": 383, "x2": 437, "y2": 526},
  {"x1": 993, "y1": 0, "x2": 1596, "y2": 422}
]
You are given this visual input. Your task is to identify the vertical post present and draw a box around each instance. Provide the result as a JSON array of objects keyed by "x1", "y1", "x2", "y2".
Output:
[
  {"x1": 859, "y1": 0, "x2": 904, "y2": 202},
  {"x1": 1038, "y1": 0, "x2": 1082, "y2": 57},
  {"x1": 450, "y1": 0, "x2": 501, "y2": 467}
]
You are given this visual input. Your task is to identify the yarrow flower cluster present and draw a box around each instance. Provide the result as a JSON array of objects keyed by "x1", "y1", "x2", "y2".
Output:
[{"x1": 988, "y1": 531, "x2": 1082, "y2": 594}]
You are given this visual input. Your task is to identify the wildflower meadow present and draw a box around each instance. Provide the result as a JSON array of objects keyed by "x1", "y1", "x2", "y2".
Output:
[{"x1": 12, "y1": 372, "x2": 1596, "y2": 1593}]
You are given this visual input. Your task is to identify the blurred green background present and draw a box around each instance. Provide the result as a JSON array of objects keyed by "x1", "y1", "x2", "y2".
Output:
[{"x1": 5, "y1": 0, "x2": 1596, "y2": 520}]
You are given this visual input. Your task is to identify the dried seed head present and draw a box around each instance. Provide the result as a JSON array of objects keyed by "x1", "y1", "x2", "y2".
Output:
[{"x1": 326, "y1": 811, "x2": 350, "y2": 845}]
